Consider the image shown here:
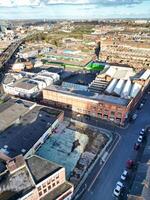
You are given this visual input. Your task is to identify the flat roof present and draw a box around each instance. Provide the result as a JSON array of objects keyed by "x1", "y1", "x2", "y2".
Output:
[
  {"x1": 0, "y1": 191, "x2": 18, "y2": 200},
  {"x1": 36, "y1": 127, "x2": 88, "y2": 178},
  {"x1": 13, "y1": 79, "x2": 37, "y2": 90},
  {"x1": 41, "y1": 182, "x2": 72, "y2": 200},
  {"x1": 44, "y1": 85, "x2": 129, "y2": 106},
  {"x1": 0, "y1": 166, "x2": 34, "y2": 200},
  {"x1": 64, "y1": 72, "x2": 96, "y2": 86},
  {"x1": 0, "y1": 104, "x2": 62, "y2": 157},
  {"x1": 0, "y1": 98, "x2": 35, "y2": 132},
  {"x1": 26, "y1": 155, "x2": 62, "y2": 184}
]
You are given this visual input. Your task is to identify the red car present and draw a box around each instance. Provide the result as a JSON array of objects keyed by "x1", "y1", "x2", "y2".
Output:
[{"x1": 126, "y1": 160, "x2": 135, "y2": 169}]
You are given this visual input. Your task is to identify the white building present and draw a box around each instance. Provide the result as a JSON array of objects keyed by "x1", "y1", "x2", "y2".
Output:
[{"x1": 2, "y1": 70, "x2": 60, "y2": 99}]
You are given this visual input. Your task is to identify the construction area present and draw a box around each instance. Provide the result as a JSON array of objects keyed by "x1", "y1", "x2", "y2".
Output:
[{"x1": 36, "y1": 119, "x2": 109, "y2": 187}]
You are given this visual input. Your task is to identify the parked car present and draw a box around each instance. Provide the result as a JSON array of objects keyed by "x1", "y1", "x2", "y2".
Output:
[
  {"x1": 139, "y1": 131, "x2": 145, "y2": 136},
  {"x1": 121, "y1": 170, "x2": 128, "y2": 181},
  {"x1": 137, "y1": 135, "x2": 143, "y2": 143},
  {"x1": 141, "y1": 128, "x2": 145, "y2": 132},
  {"x1": 126, "y1": 160, "x2": 135, "y2": 169},
  {"x1": 134, "y1": 143, "x2": 140, "y2": 150},
  {"x1": 113, "y1": 181, "x2": 124, "y2": 197}
]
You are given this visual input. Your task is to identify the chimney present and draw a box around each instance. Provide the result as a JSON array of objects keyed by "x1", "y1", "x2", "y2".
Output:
[{"x1": 6, "y1": 155, "x2": 25, "y2": 174}]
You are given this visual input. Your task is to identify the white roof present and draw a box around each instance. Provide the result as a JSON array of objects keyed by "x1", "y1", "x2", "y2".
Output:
[
  {"x1": 105, "y1": 79, "x2": 118, "y2": 94},
  {"x1": 113, "y1": 79, "x2": 125, "y2": 96},
  {"x1": 140, "y1": 69, "x2": 150, "y2": 80},
  {"x1": 121, "y1": 80, "x2": 132, "y2": 99},
  {"x1": 130, "y1": 82, "x2": 142, "y2": 98},
  {"x1": 105, "y1": 65, "x2": 135, "y2": 80},
  {"x1": 105, "y1": 67, "x2": 116, "y2": 77},
  {"x1": 12, "y1": 63, "x2": 25, "y2": 69}
]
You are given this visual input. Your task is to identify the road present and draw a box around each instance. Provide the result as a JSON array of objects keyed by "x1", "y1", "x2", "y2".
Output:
[
  {"x1": 0, "y1": 40, "x2": 22, "y2": 68},
  {"x1": 74, "y1": 94, "x2": 150, "y2": 200}
]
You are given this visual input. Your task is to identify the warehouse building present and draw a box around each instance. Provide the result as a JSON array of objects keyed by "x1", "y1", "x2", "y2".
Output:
[
  {"x1": 2, "y1": 70, "x2": 60, "y2": 99},
  {"x1": 0, "y1": 98, "x2": 64, "y2": 158},
  {"x1": 43, "y1": 65, "x2": 150, "y2": 125}
]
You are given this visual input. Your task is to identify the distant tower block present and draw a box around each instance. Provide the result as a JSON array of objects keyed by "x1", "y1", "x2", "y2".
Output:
[{"x1": 94, "y1": 41, "x2": 101, "y2": 60}]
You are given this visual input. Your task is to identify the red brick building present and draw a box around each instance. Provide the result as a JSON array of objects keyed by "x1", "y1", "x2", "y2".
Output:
[{"x1": 42, "y1": 67, "x2": 150, "y2": 126}]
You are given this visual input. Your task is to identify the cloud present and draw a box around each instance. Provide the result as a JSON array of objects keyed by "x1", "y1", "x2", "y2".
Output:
[
  {"x1": 0, "y1": 0, "x2": 146, "y2": 7},
  {"x1": 0, "y1": 0, "x2": 40, "y2": 7},
  {"x1": 0, "y1": 0, "x2": 149, "y2": 19}
]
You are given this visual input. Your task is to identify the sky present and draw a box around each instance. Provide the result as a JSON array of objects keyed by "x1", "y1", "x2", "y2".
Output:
[{"x1": 0, "y1": 0, "x2": 149, "y2": 19}]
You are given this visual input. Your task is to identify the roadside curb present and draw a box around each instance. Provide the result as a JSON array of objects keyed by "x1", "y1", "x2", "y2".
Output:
[{"x1": 70, "y1": 119, "x2": 117, "y2": 200}]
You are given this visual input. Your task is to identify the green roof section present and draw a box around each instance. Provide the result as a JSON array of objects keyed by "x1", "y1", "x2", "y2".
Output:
[{"x1": 85, "y1": 61, "x2": 105, "y2": 71}]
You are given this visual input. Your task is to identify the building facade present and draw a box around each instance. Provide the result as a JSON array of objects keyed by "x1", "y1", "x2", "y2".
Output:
[{"x1": 43, "y1": 88, "x2": 128, "y2": 125}]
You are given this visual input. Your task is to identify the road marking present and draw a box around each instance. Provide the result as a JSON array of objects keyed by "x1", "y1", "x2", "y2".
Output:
[{"x1": 87, "y1": 134, "x2": 121, "y2": 192}]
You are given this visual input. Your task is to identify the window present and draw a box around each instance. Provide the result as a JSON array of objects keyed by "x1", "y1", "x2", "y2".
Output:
[
  {"x1": 48, "y1": 185, "x2": 51, "y2": 190},
  {"x1": 39, "y1": 191, "x2": 42, "y2": 196},
  {"x1": 110, "y1": 111, "x2": 115, "y2": 116},
  {"x1": 42, "y1": 184, "x2": 46, "y2": 188},
  {"x1": 38, "y1": 186, "x2": 42, "y2": 191},
  {"x1": 117, "y1": 112, "x2": 122, "y2": 118},
  {"x1": 56, "y1": 175, "x2": 59, "y2": 179},
  {"x1": 57, "y1": 180, "x2": 60, "y2": 184},
  {"x1": 43, "y1": 188, "x2": 47, "y2": 193},
  {"x1": 52, "y1": 183, "x2": 55, "y2": 187},
  {"x1": 98, "y1": 112, "x2": 102, "y2": 117}
]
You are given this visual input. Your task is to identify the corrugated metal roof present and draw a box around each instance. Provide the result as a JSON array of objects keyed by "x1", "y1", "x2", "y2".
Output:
[
  {"x1": 105, "y1": 79, "x2": 118, "y2": 94},
  {"x1": 113, "y1": 79, "x2": 125, "y2": 96},
  {"x1": 121, "y1": 80, "x2": 132, "y2": 99},
  {"x1": 130, "y1": 82, "x2": 142, "y2": 98},
  {"x1": 140, "y1": 69, "x2": 150, "y2": 80}
]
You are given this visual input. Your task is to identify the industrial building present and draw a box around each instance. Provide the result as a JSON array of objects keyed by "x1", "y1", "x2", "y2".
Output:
[
  {"x1": 0, "y1": 155, "x2": 73, "y2": 200},
  {"x1": 44, "y1": 49, "x2": 90, "y2": 68},
  {"x1": 0, "y1": 98, "x2": 75, "y2": 200},
  {"x1": 42, "y1": 65, "x2": 150, "y2": 125},
  {"x1": 0, "y1": 98, "x2": 64, "y2": 158},
  {"x1": 2, "y1": 70, "x2": 60, "y2": 99}
]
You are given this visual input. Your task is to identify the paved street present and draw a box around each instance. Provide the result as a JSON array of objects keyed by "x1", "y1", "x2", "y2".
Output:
[{"x1": 74, "y1": 94, "x2": 150, "y2": 200}]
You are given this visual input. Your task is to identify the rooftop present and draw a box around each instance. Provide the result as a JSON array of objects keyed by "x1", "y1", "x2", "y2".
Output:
[
  {"x1": 44, "y1": 85, "x2": 129, "y2": 106},
  {"x1": 63, "y1": 72, "x2": 96, "y2": 86},
  {"x1": 0, "y1": 98, "x2": 35, "y2": 132},
  {"x1": 103, "y1": 65, "x2": 135, "y2": 80},
  {"x1": 26, "y1": 155, "x2": 62, "y2": 184},
  {"x1": 0, "y1": 101, "x2": 62, "y2": 157},
  {"x1": 0, "y1": 165, "x2": 34, "y2": 200},
  {"x1": 36, "y1": 122, "x2": 89, "y2": 178},
  {"x1": 41, "y1": 181, "x2": 73, "y2": 200},
  {"x1": 0, "y1": 155, "x2": 66, "y2": 200},
  {"x1": 13, "y1": 79, "x2": 37, "y2": 90}
]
